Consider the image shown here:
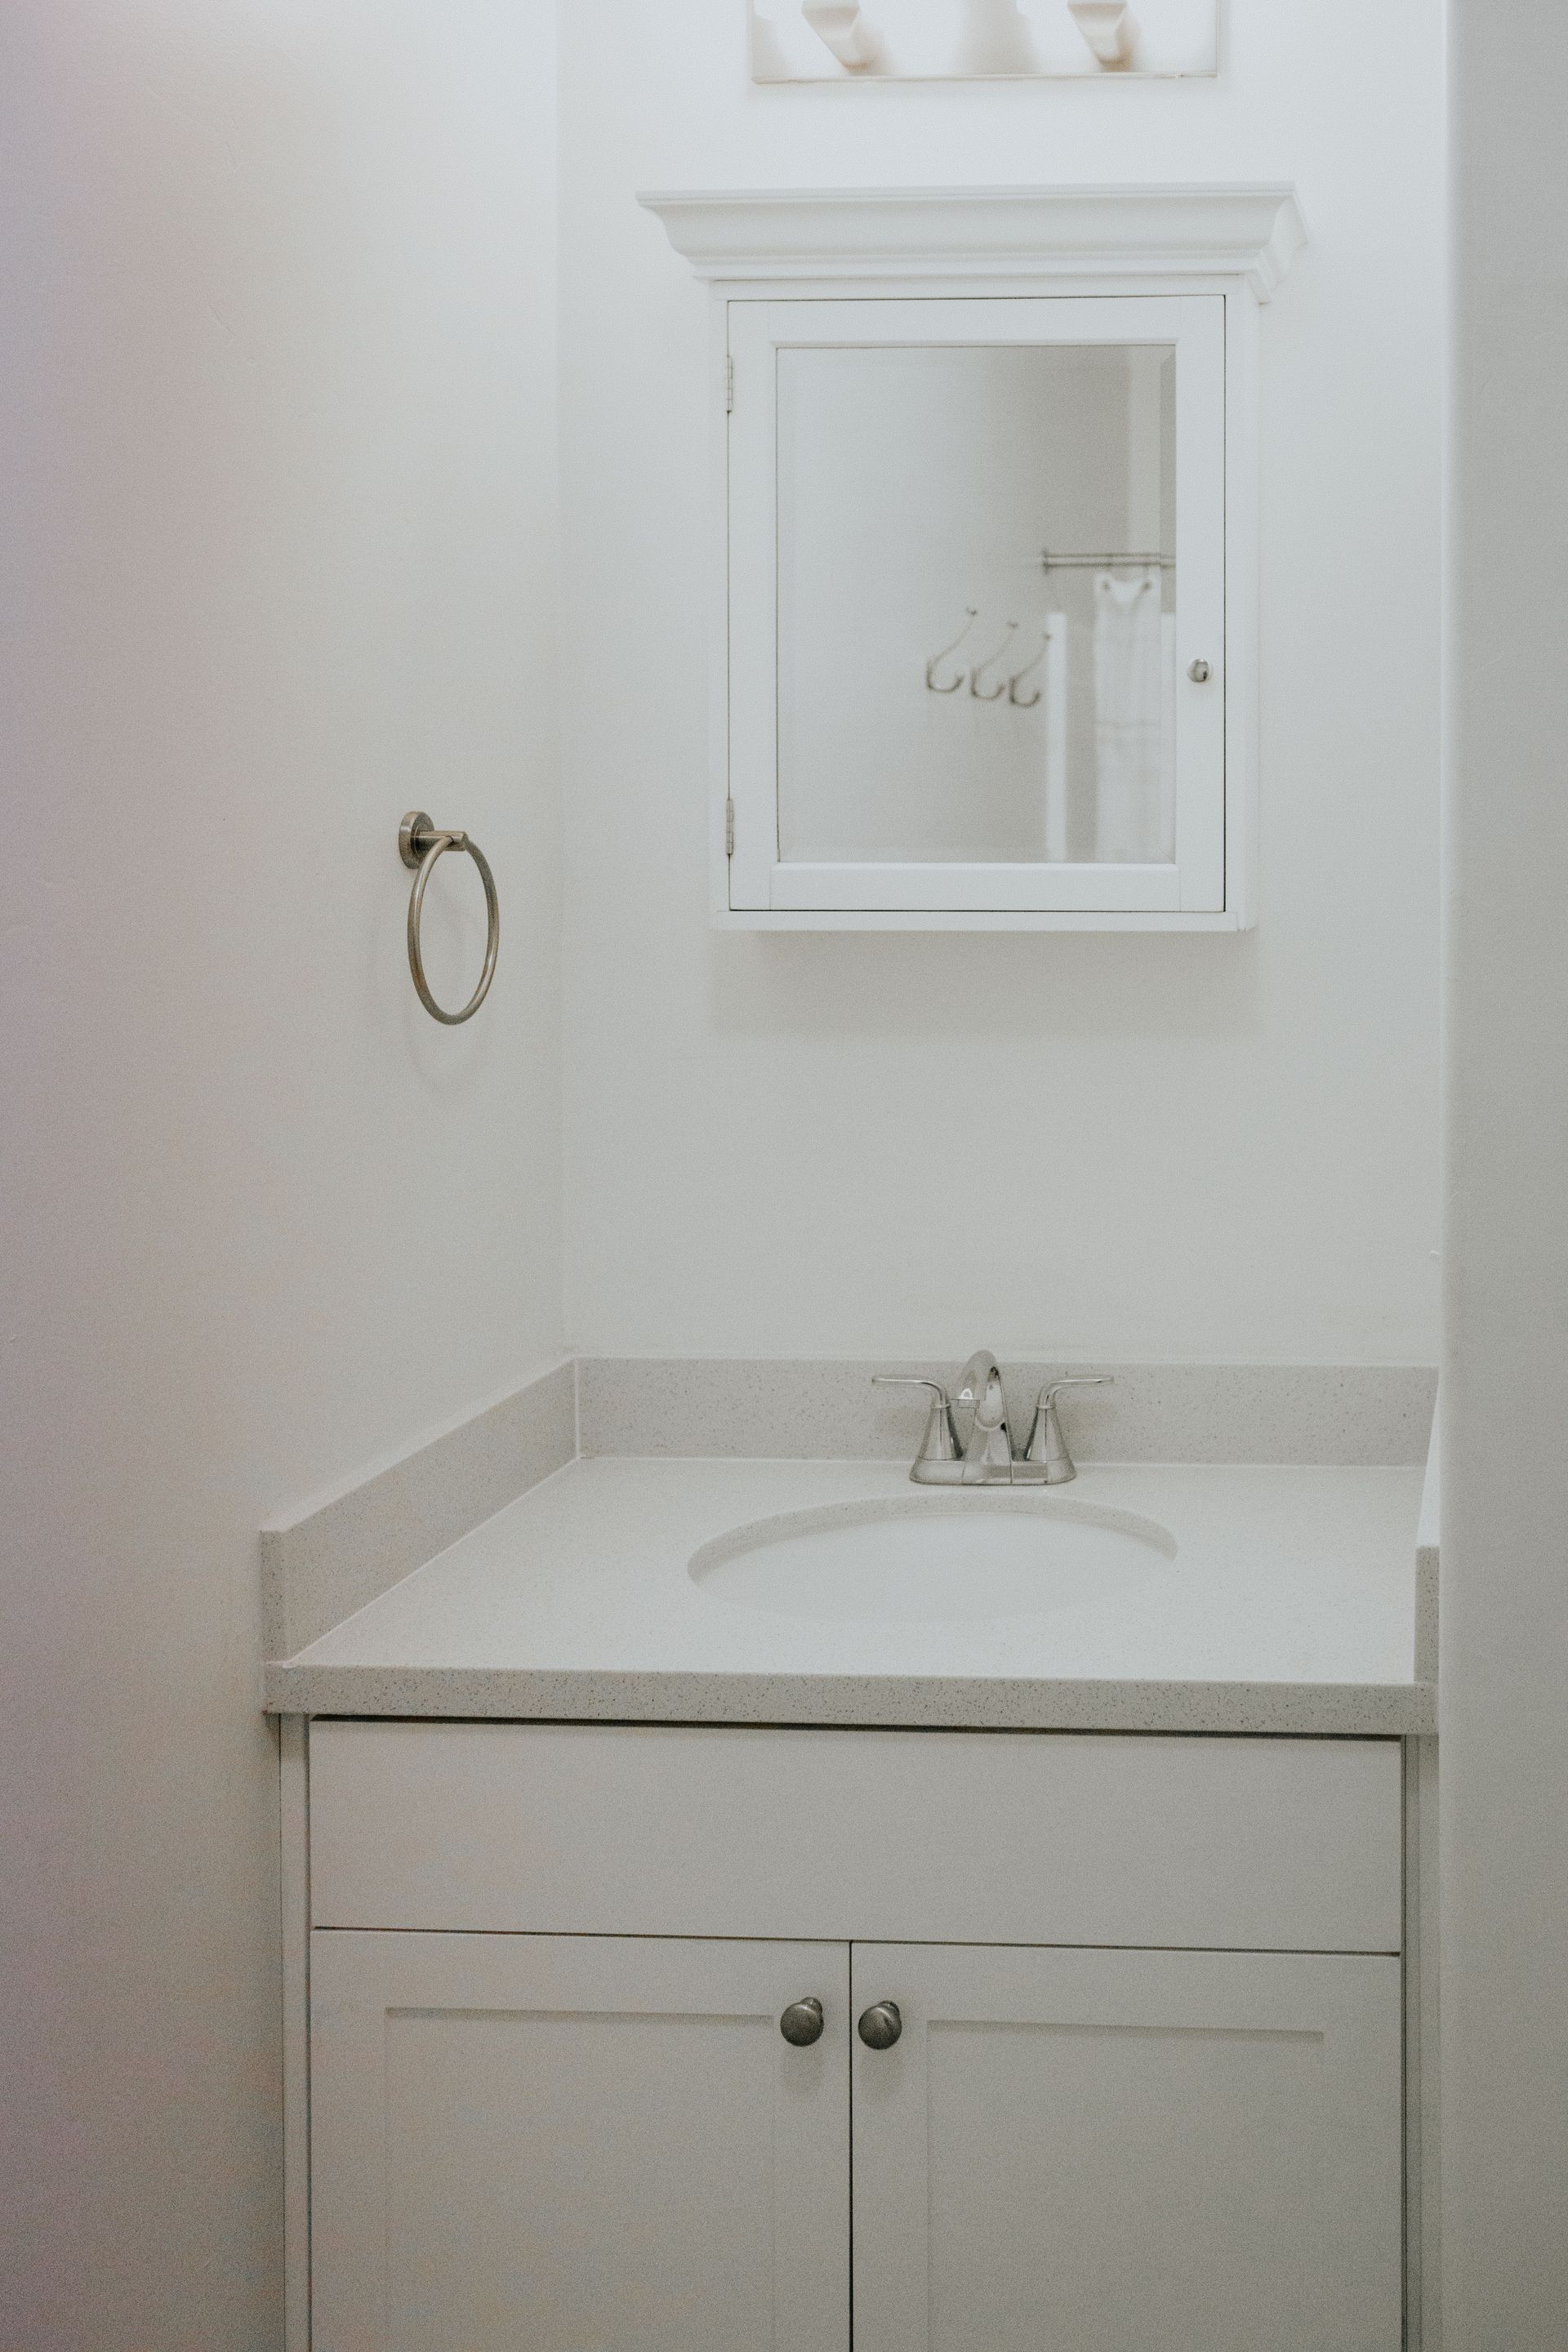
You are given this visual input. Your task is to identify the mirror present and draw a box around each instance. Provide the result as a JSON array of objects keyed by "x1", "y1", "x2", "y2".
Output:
[{"x1": 776, "y1": 342, "x2": 1178, "y2": 868}]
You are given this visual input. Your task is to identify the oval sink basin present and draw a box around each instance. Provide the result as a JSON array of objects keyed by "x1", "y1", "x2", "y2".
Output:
[{"x1": 688, "y1": 1495, "x2": 1176, "y2": 1624}]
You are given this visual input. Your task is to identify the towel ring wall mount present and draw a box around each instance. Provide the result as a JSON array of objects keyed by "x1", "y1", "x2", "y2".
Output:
[{"x1": 399, "y1": 811, "x2": 500, "y2": 1025}]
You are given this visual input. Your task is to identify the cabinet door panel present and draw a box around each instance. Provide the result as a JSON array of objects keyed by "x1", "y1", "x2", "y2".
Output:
[
  {"x1": 851, "y1": 1943, "x2": 1401, "y2": 2352},
  {"x1": 312, "y1": 1931, "x2": 849, "y2": 2352},
  {"x1": 728, "y1": 294, "x2": 1228, "y2": 923}
]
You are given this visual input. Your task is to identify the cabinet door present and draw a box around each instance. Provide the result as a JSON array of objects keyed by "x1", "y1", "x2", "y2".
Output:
[
  {"x1": 851, "y1": 1943, "x2": 1401, "y2": 2352},
  {"x1": 311, "y1": 1931, "x2": 849, "y2": 2352},
  {"x1": 728, "y1": 293, "x2": 1229, "y2": 924}
]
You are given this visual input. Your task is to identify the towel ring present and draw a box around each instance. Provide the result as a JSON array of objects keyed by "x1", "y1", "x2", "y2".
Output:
[{"x1": 398, "y1": 810, "x2": 499, "y2": 1026}]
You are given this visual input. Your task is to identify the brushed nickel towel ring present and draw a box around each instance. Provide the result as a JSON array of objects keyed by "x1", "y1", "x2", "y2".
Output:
[{"x1": 399, "y1": 811, "x2": 499, "y2": 1026}]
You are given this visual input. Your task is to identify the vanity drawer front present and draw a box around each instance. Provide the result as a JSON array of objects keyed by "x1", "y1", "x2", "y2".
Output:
[{"x1": 309, "y1": 1723, "x2": 1402, "y2": 1953}]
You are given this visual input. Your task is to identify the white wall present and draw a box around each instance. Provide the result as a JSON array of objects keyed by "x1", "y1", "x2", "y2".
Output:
[
  {"x1": 0, "y1": 4, "x2": 560, "y2": 2344},
  {"x1": 559, "y1": 0, "x2": 1445, "y2": 1363},
  {"x1": 1442, "y1": 0, "x2": 1568, "y2": 2336}
]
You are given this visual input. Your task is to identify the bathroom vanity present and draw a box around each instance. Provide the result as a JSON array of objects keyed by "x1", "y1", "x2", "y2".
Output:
[
  {"x1": 271, "y1": 1438, "x2": 1437, "y2": 2350},
  {"x1": 305, "y1": 1721, "x2": 1401, "y2": 2351}
]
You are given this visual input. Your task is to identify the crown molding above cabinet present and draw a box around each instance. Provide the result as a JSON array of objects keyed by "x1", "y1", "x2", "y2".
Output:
[{"x1": 638, "y1": 184, "x2": 1307, "y2": 301}]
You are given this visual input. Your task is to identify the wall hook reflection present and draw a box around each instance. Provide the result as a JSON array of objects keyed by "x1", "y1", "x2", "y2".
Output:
[
  {"x1": 925, "y1": 606, "x2": 979, "y2": 693},
  {"x1": 969, "y1": 620, "x2": 1020, "y2": 700},
  {"x1": 1007, "y1": 630, "x2": 1052, "y2": 708}
]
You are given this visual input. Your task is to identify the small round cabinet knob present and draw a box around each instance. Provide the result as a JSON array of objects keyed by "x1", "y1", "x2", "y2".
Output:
[
  {"x1": 1187, "y1": 657, "x2": 1212, "y2": 684},
  {"x1": 857, "y1": 1999, "x2": 902, "y2": 2051},
  {"x1": 779, "y1": 1998, "x2": 825, "y2": 2047}
]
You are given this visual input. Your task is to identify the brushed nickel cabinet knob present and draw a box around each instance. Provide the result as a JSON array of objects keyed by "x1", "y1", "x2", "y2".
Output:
[
  {"x1": 779, "y1": 1998, "x2": 825, "y2": 2047},
  {"x1": 857, "y1": 2000, "x2": 902, "y2": 2050}
]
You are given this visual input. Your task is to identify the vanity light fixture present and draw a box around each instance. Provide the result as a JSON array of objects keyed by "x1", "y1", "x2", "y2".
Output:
[
  {"x1": 1067, "y1": 1, "x2": 1139, "y2": 65},
  {"x1": 802, "y1": 0, "x2": 880, "y2": 67},
  {"x1": 751, "y1": 0, "x2": 1213, "y2": 81}
]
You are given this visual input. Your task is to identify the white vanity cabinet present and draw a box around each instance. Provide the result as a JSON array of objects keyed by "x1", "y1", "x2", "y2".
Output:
[{"x1": 301, "y1": 1723, "x2": 1405, "y2": 2352}]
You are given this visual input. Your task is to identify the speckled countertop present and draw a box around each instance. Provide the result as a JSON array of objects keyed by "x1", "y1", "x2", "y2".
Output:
[{"x1": 264, "y1": 1456, "x2": 1434, "y2": 1735}]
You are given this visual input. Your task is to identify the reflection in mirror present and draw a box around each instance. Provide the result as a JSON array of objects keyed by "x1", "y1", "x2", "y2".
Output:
[{"x1": 777, "y1": 342, "x2": 1177, "y2": 866}]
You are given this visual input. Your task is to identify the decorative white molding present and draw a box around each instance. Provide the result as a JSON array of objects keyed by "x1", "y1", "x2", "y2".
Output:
[{"x1": 639, "y1": 184, "x2": 1307, "y2": 301}]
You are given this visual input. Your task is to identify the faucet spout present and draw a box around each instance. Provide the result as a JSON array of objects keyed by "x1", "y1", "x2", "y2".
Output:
[{"x1": 953, "y1": 1349, "x2": 1013, "y2": 1481}]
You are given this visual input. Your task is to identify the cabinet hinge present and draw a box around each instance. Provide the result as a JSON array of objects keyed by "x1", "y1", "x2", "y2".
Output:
[
  {"x1": 725, "y1": 355, "x2": 734, "y2": 413},
  {"x1": 724, "y1": 797, "x2": 735, "y2": 858}
]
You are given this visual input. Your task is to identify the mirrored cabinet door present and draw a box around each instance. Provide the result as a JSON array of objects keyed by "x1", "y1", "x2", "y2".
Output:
[{"x1": 726, "y1": 296, "x2": 1227, "y2": 921}]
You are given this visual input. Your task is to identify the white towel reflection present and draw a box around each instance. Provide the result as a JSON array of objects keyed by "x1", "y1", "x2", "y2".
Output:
[{"x1": 1092, "y1": 567, "x2": 1175, "y2": 862}]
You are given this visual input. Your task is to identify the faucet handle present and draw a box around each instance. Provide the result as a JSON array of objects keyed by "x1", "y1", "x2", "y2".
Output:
[
  {"x1": 871, "y1": 1375, "x2": 961, "y2": 1465},
  {"x1": 1037, "y1": 1375, "x2": 1113, "y2": 1409},
  {"x1": 1022, "y1": 1376, "x2": 1113, "y2": 1485}
]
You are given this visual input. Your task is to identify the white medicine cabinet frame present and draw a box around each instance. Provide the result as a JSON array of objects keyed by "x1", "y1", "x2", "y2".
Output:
[{"x1": 641, "y1": 185, "x2": 1306, "y2": 932}]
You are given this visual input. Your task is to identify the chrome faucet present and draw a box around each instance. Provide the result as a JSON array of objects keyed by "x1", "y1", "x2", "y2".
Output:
[{"x1": 874, "y1": 1356, "x2": 1111, "y2": 1486}]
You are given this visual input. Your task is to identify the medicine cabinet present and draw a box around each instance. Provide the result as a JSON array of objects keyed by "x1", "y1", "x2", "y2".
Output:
[{"x1": 643, "y1": 186, "x2": 1305, "y2": 931}]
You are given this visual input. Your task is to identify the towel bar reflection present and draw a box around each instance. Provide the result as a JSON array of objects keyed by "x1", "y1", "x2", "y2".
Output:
[{"x1": 398, "y1": 810, "x2": 500, "y2": 1025}]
